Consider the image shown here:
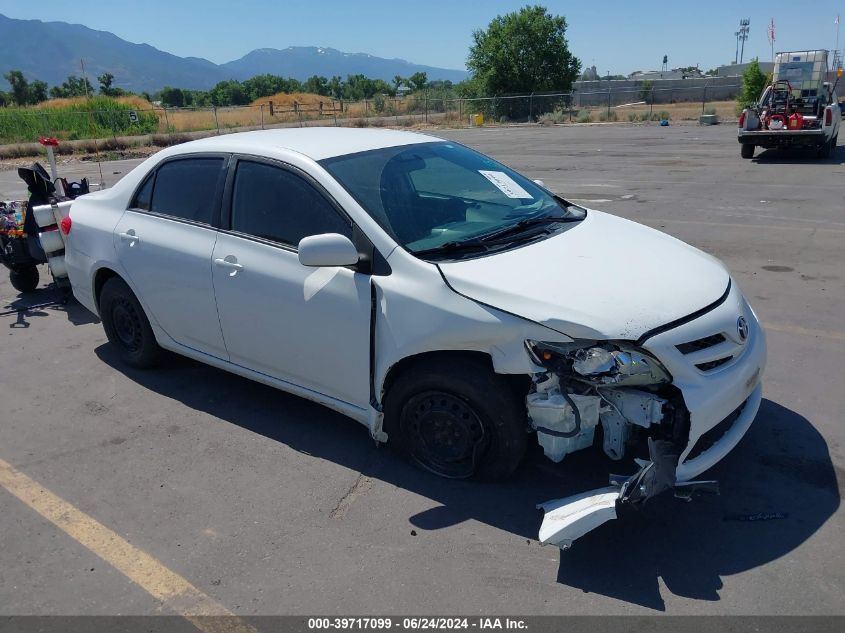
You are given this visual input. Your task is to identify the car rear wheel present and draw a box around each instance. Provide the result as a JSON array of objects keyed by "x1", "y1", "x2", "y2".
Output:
[
  {"x1": 383, "y1": 357, "x2": 527, "y2": 481},
  {"x1": 99, "y1": 277, "x2": 160, "y2": 368},
  {"x1": 817, "y1": 138, "x2": 832, "y2": 159},
  {"x1": 9, "y1": 265, "x2": 39, "y2": 293},
  {"x1": 740, "y1": 144, "x2": 755, "y2": 159}
]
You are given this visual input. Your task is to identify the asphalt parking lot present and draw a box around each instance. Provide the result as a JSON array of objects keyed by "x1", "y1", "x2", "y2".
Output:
[{"x1": 1, "y1": 123, "x2": 843, "y2": 617}]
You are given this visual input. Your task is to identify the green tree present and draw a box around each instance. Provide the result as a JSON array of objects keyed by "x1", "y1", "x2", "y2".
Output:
[
  {"x1": 28, "y1": 80, "x2": 48, "y2": 103},
  {"x1": 97, "y1": 72, "x2": 124, "y2": 97},
  {"x1": 392, "y1": 75, "x2": 404, "y2": 92},
  {"x1": 455, "y1": 76, "x2": 484, "y2": 99},
  {"x1": 303, "y1": 75, "x2": 330, "y2": 96},
  {"x1": 209, "y1": 80, "x2": 250, "y2": 106},
  {"x1": 639, "y1": 80, "x2": 654, "y2": 102},
  {"x1": 407, "y1": 71, "x2": 428, "y2": 92},
  {"x1": 736, "y1": 58, "x2": 768, "y2": 113},
  {"x1": 467, "y1": 5, "x2": 580, "y2": 96},
  {"x1": 343, "y1": 74, "x2": 383, "y2": 100},
  {"x1": 242, "y1": 74, "x2": 301, "y2": 101},
  {"x1": 4, "y1": 70, "x2": 30, "y2": 105},
  {"x1": 328, "y1": 76, "x2": 343, "y2": 100},
  {"x1": 160, "y1": 86, "x2": 185, "y2": 107},
  {"x1": 49, "y1": 75, "x2": 94, "y2": 99}
]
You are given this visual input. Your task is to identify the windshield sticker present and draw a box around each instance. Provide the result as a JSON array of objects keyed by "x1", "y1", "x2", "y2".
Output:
[{"x1": 478, "y1": 170, "x2": 534, "y2": 199}]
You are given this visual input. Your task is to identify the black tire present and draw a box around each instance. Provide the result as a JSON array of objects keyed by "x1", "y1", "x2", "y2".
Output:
[
  {"x1": 383, "y1": 356, "x2": 527, "y2": 481},
  {"x1": 99, "y1": 277, "x2": 160, "y2": 368},
  {"x1": 9, "y1": 265, "x2": 39, "y2": 292},
  {"x1": 817, "y1": 138, "x2": 832, "y2": 159},
  {"x1": 740, "y1": 144, "x2": 754, "y2": 159}
]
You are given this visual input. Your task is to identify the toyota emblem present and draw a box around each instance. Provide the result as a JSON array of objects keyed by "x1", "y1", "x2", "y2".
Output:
[{"x1": 737, "y1": 316, "x2": 749, "y2": 342}]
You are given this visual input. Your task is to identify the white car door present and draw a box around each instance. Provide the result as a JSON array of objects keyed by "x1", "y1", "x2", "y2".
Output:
[
  {"x1": 211, "y1": 157, "x2": 371, "y2": 407},
  {"x1": 114, "y1": 155, "x2": 229, "y2": 359}
]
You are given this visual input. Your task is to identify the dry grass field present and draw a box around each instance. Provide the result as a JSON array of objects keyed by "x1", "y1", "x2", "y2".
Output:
[{"x1": 583, "y1": 100, "x2": 737, "y2": 123}]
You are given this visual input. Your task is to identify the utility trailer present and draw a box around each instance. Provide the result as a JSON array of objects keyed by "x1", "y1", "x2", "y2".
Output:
[
  {"x1": 1, "y1": 162, "x2": 86, "y2": 292},
  {"x1": 738, "y1": 50, "x2": 841, "y2": 158}
]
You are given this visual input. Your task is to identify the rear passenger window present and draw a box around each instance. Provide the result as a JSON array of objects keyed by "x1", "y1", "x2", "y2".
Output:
[
  {"x1": 149, "y1": 158, "x2": 223, "y2": 224},
  {"x1": 230, "y1": 160, "x2": 351, "y2": 246}
]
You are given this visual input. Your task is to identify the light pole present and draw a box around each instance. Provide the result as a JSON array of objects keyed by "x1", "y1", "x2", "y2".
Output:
[
  {"x1": 738, "y1": 18, "x2": 751, "y2": 64},
  {"x1": 734, "y1": 31, "x2": 740, "y2": 65}
]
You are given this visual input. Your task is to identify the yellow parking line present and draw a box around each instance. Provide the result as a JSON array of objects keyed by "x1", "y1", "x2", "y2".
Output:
[
  {"x1": 0, "y1": 457, "x2": 259, "y2": 633},
  {"x1": 763, "y1": 322, "x2": 845, "y2": 342}
]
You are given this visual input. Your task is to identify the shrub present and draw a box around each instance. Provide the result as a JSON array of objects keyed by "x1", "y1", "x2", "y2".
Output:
[
  {"x1": 0, "y1": 96, "x2": 158, "y2": 144},
  {"x1": 703, "y1": 106, "x2": 717, "y2": 115},
  {"x1": 538, "y1": 108, "x2": 567, "y2": 124},
  {"x1": 639, "y1": 80, "x2": 654, "y2": 102},
  {"x1": 657, "y1": 110, "x2": 671, "y2": 120},
  {"x1": 599, "y1": 110, "x2": 618, "y2": 122},
  {"x1": 576, "y1": 110, "x2": 593, "y2": 123},
  {"x1": 373, "y1": 93, "x2": 386, "y2": 113}
]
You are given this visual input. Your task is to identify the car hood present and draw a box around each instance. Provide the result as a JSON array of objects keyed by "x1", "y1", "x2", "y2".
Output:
[{"x1": 437, "y1": 210, "x2": 730, "y2": 341}]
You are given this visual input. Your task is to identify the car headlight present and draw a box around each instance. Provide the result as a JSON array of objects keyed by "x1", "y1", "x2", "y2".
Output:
[{"x1": 525, "y1": 339, "x2": 671, "y2": 386}]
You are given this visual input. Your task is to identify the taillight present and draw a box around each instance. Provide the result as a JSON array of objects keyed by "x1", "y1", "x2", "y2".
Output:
[
  {"x1": 60, "y1": 216, "x2": 72, "y2": 235},
  {"x1": 825, "y1": 108, "x2": 832, "y2": 126},
  {"x1": 738, "y1": 111, "x2": 746, "y2": 128}
]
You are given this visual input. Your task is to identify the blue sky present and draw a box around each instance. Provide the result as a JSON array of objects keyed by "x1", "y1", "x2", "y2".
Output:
[{"x1": 1, "y1": 0, "x2": 843, "y2": 75}]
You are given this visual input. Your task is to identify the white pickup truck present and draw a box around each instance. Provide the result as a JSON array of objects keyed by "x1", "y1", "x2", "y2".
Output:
[{"x1": 738, "y1": 50, "x2": 841, "y2": 158}]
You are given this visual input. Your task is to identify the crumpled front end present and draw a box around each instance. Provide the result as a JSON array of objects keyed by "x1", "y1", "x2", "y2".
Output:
[{"x1": 528, "y1": 280, "x2": 766, "y2": 548}]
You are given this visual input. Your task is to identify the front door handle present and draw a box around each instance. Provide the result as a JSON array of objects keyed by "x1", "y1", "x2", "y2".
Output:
[{"x1": 214, "y1": 256, "x2": 244, "y2": 276}]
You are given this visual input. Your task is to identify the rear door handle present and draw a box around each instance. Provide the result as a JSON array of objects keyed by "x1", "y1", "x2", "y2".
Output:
[
  {"x1": 118, "y1": 230, "x2": 139, "y2": 244},
  {"x1": 214, "y1": 257, "x2": 244, "y2": 275}
]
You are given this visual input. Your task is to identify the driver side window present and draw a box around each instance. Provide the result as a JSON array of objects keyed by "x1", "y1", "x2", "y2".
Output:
[{"x1": 230, "y1": 160, "x2": 352, "y2": 247}]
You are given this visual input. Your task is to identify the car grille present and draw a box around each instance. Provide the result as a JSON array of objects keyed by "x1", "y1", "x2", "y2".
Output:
[
  {"x1": 675, "y1": 331, "x2": 738, "y2": 373},
  {"x1": 695, "y1": 356, "x2": 733, "y2": 371},
  {"x1": 685, "y1": 397, "x2": 748, "y2": 461},
  {"x1": 676, "y1": 333, "x2": 726, "y2": 354}
]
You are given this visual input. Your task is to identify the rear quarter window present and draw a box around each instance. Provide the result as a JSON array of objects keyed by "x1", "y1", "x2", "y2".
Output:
[{"x1": 131, "y1": 174, "x2": 154, "y2": 210}]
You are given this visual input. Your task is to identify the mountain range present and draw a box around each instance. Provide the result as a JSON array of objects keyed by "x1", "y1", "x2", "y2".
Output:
[{"x1": 0, "y1": 13, "x2": 468, "y2": 93}]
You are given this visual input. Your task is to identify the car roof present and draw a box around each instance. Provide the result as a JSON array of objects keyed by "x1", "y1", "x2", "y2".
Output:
[{"x1": 171, "y1": 127, "x2": 442, "y2": 161}]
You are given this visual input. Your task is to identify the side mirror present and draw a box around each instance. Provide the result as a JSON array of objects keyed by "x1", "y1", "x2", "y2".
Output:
[
  {"x1": 298, "y1": 233, "x2": 360, "y2": 267},
  {"x1": 533, "y1": 179, "x2": 546, "y2": 188}
]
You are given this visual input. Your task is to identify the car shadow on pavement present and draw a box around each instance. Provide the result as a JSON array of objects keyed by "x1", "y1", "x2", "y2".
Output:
[
  {"x1": 95, "y1": 347, "x2": 839, "y2": 612},
  {"x1": 753, "y1": 144, "x2": 845, "y2": 165}
]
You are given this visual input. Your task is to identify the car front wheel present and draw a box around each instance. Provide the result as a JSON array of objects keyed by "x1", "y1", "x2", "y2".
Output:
[
  {"x1": 384, "y1": 356, "x2": 527, "y2": 481},
  {"x1": 99, "y1": 277, "x2": 160, "y2": 368}
]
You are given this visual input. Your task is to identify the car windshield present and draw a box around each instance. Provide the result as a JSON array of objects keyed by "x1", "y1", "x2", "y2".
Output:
[{"x1": 320, "y1": 141, "x2": 584, "y2": 255}]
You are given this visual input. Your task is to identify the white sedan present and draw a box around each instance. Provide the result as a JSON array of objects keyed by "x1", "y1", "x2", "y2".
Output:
[{"x1": 64, "y1": 128, "x2": 766, "y2": 546}]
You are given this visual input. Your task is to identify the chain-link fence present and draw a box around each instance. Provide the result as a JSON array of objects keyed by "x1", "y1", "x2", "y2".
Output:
[{"x1": 0, "y1": 84, "x2": 741, "y2": 146}]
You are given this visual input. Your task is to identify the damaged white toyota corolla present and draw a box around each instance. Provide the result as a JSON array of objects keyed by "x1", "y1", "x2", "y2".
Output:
[{"x1": 64, "y1": 129, "x2": 766, "y2": 548}]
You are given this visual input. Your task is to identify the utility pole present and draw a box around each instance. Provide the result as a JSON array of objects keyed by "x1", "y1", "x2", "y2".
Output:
[{"x1": 738, "y1": 18, "x2": 751, "y2": 64}]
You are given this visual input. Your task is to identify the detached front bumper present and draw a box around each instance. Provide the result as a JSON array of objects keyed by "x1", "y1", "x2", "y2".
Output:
[{"x1": 536, "y1": 281, "x2": 766, "y2": 549}]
